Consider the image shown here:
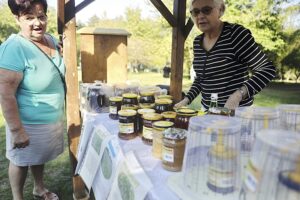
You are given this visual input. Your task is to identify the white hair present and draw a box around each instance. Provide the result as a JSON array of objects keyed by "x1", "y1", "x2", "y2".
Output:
[{"x1": 190, "y1": 0, "x2": 225, "y2": 16}]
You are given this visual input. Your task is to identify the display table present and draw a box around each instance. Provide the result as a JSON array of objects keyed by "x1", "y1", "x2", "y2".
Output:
[{"x1": 92, "y1": 113, "x2": 180, "y2": 200}]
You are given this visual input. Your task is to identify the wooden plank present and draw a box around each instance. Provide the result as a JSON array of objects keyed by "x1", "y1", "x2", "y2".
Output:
[
  {"x1": 149, "y1": 0, "x2": 177, "y2": 27},
  {"x1": 75, "y1": 0, "x2": 95, "y2": 14},
  {"x1": 57, "y1": 0, "x2": 64, "y2": 41},
  {"x1": 170, "y1": 0, "x2": 187, "y2": 103},
  {"x1": 184, "y1": 17, "x2": 194, "y2": 40},
  {"x1": 63, "y1": 0, "x2": 89, "y2": 199}
]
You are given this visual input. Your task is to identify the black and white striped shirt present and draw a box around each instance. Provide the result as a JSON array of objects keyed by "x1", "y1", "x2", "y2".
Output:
[{"x1": 186, "y1": 22, "x2": 276, "y2": 109}]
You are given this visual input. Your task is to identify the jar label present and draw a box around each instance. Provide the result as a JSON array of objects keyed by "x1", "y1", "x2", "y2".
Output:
[
  {"x1": 109, "y1": 106, "x2": 118, "y2": 114},
  {"x1": 143, "y1": 126, "x2": 153, "y2": 139},
  {"x1": 119, "y1": 122, "x2": 134, "y2": 134},
  {"x1": 244, "y1": 161, "x2": 261, "y2": 192},
  {"x1": 208, "y1": 167, "x2": 234, "y2": 188},
  {"x1": 162, "y1": 146, "x2": 174, "y2": 163}
]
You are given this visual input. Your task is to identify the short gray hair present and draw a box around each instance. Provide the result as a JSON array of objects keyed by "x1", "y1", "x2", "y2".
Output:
[{"x1": 190, "y1": 0, "x2": 225, "y2": 16}]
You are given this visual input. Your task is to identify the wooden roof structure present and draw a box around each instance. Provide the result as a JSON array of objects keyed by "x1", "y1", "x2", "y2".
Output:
[{"x1": 58, "y1": 0, "x2": 193, "y2": 199}]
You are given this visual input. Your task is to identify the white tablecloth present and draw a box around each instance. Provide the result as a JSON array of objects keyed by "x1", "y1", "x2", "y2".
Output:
[{"x1": 93, "y1": 113, "x2": 180, "y2": 200}]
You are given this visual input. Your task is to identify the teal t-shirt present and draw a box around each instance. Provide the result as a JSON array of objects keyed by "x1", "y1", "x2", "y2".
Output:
[{"x1": 0, "y1": 34, "x2": 65, "y2": 124}]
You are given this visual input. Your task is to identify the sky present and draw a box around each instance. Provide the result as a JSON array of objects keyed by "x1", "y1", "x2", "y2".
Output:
[{"x1": 47, "y1": 0, "x2": 158, "y2": 23}]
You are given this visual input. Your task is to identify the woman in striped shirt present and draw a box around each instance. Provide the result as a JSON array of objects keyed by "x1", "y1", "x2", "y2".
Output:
[{"x1": 175, "y1": 0, "x2": 276, "y2": 111}]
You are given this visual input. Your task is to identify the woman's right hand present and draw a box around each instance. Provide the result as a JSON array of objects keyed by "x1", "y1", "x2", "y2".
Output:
[
  {"x1": 11, "y1": 128, "x2": 30, "y2": 149},
  {"x1": 174, "y1": 97, "x2": 189, "y2": 110}
]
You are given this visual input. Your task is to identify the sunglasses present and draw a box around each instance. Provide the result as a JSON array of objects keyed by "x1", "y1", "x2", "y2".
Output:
[{"x1": 190, "y1": 6, "x2": 214, "y2": 17}]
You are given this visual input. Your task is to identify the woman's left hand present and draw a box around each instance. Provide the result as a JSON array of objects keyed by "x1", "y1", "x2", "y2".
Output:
[{"x1": 224, "y1": 90, "x2": 243, "y2": 110}]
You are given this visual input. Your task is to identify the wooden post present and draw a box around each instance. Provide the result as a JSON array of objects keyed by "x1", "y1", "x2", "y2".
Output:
[
  {"x1": 62, "y1": 0, "x2": 89, "y2": 199},
  {"x1": 170, "y1": 0, "x2": 187, "y2": 103}
]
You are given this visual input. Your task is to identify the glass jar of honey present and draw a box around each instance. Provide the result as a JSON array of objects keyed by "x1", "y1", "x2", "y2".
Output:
[
  {"x1": 122, "y1": 93, "x2": 138, "y2": 105},
  {"x1": 162, "y1": 111, "x2": 177, "y2": 123},
  {"x1": 137, "y1": 108, "x2": 155, "y2": 136},
  {"x1": 109, "y1": 96, "x2": 122, "y2": 120},
  {"x1": 142, "y1": 113, "x2": 163, "y2": 145},
  {"x1": 174, "y1": 108, "x2": 198, "y2": 130},
  {"x1": 121, "y1": 104, "x2": 139, "y2": 111},
  {"x1": 154, "y1": 98, "x2": 173, "y2": 114},
  {"x1": 118, "y1": 110, "x2": 137, "y2": 140},
  {"x1": 162, "y1": 128, "x2": 187, "y2": 172},
  {"x1": 152, "y1": 121, "x2": 174, "y2": 159},
  {"x1": 139, "y1": 91, "x2": 155, "y2": 104}
]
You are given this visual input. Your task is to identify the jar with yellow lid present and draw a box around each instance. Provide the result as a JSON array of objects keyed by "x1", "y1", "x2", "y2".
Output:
[
  {"x1": 157, "y1": 94, "x2": 173, "y2": 100},
  {"x1": 162, "y1": 111, "x2": 177, "y2": 123},
  {"x1": 174, "y1": 108, "x2": 198, "y2": 130},
  {"x1": 162, "y1": 128, "x2": 187, "y2": 172},
  {"x1": 137, "y1": 108, "x2": 155, "y2": 136},
  {"x1": 122, "y1": 93, "x2": 138, "y2": 105},
  {"x1": 154, "y1": 98, "x2": 173, "y2": 114},
  {"x1": 152, "y1": 121, "x2": 174, "y2": 159},
  {"x1": 207, "y1": 144, "x2": 237, "y2": 194},
  {"x1": 118, "y1": 110, "x2": 137, "y2": 140},
  {"x1": 109, "y1": 96, "x2": 123, "y2": 120},
  {"x1": 121, "y1": 104, "x2": 139, "y2": 111},
  {"x1": 139, "y1": 103, "x2": 155, "y2": 109},
  {"x1": 139, "y1": 91, "x2": 155, "y2": 104},
  {"x1": 142, "y1": 113, "x2": 163, "y2": 145}
]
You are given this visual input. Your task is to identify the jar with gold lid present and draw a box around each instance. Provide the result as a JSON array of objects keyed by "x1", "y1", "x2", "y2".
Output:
[
  {"x1": 122, "y1": 93, "x2": 138, "y2": 105},
  {"x1": 142, "y1": 113, "x2": 163, "y2": 145},
  {"x1": 137, "y1": 108, "x2": 155, "y2": 136},
  {"x1": 139, "y1": 91, "x2": 155, "y2": 104},
  {"x1": 139, "y1": 103, "x2": 155, "y2": 109},
  {"x1": 162, "y1": 111, "x2": 177, "y2": 123},
  {"x1": 109, "y1": 96, "x2": 122, "y2": 120},
  {"x1": 152, "y1": 121, "x2": 174, "y2": 159},
  {"x1": 174, "y1": 108, "x2": 198, "y2": 130},
  {"x1": 121, "y1": 104, "x2": 139, "y2": 111},
  {"x1": 162, "y1": 128, "x2": 187, "y2": 172},
  {"x1": 154, "y1": 98, "x2": 173, "y2": 114},
  {"x1": 157, "y1": 94, "x2": 173, "y2": 100},
  {"x1": 118, "y1": 110, "x2": 137, "y2": 140}
]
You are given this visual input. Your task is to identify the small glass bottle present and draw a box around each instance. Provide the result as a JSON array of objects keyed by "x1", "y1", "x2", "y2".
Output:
[{"x1": 208, "y1": 93, "x2": 220, "y2": 115}]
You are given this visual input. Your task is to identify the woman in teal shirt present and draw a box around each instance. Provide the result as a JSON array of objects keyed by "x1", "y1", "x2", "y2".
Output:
[{"x1": 0, "y1": 0, "x2": 65, "y2": 199}]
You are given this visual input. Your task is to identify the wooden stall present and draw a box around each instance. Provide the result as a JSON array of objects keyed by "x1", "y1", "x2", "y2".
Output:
[
  {"x1": 58, "y1": 0, "x2": 193, "y2": 199},
  {"x1": 78, "y1": 27, "x2": 131, "y2": 84}
]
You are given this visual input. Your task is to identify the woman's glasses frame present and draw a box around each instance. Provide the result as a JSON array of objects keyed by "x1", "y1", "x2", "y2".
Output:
[{"x1": 190, "y1": 6, "x2": 214, "y2": 17}]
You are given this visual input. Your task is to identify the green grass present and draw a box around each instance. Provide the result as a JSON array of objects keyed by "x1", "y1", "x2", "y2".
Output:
[{"x1": 1, "y1": 72, "x2": 300, "y2": 199}]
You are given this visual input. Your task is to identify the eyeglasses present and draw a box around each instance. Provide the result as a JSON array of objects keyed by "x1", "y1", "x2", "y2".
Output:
[
  {"x1": 190, "y1": 6, "x2": 214, "y2": 17},
  {"x1": 20, "y1": 14, "x2": 48, "y2": 24}
]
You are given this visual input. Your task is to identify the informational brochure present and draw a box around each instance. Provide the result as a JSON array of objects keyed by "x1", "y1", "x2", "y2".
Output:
[
  {"x1": 76, "y1": 124, "x2": 112, "y2": 190},
  {"x1": 92, "y1": 135, "x2": 124, "y2": 200},
  {"x1": 107, "y1": 151, "x2": 153, "y2": 200}
]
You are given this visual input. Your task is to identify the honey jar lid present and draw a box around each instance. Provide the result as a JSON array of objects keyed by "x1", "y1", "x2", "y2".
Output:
[
  {"x1": 140, "y1": 91, "x2": 154, "y2": 96},
  {"x1": 122, "y1": 93, "x2": 138, "y2": 98},
  {"x1": 121, "y1": 104, "x2": 139, "y2": 110},
  {"x1": 118, "y1": 109, "x2": 137, "y2": 117},
  {"x1": 157, "y1": 94, "x2": 173, "y2": 99},
  {"x1": 176, "y1": 108, "x2": 198, "y2": 116},
  {"x1": 155, "y1": 98, "x2": 172, "y2": 105},
  {"x1": 162, "y1": 111, "x2": 177, "y2": 119},
  {"x1": 153, "y1": 121, "x2": 174, "y2": 128},
  {"x1": 137, "y1": 108, "x2": 155, "y2": 115},
  {"x1": 163, "y1": 128, "x2": 186, "y2": 140},
  {"x1": 139, "y1": 103, "x2": 155, "y2": 109},
  {"x1": 109, "y1": 96, "x2": 123, "y2": 102},
  {"x1": 143, "y1": 113, "x2": 162, "y2": 121}
]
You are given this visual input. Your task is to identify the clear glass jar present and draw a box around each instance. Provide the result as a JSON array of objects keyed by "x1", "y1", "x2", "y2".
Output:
[
  {"x1": 137, "y1": 108, "x2": 155, "y2": 136},
  {"x1": 139, "y1": 91, "x2": 155, "y2": 104},
  {"x1": 142, "y1": 113, "x2": 162, "y2": 145},
  {"x1": 109, "y1": 96, "x2": 122, "y2": 120},
  {"x1": 162, "y1": 128, "x2": 187, "y2": 172},
  {"x1": 154, "y1": 98, "x2": 173, "y2": 114},
  {"x1": 174, "y1": 108, "x2": 197, "y2": 130},
  {"x1": 152, "y1": 121, "x2": 174, "y2": 159},
  {"x1": 122, "y1": 93, "x2": 138, "y2": 105},
  {"x1": 118, "y1": 110, "x2": 137, "y2": 140}
]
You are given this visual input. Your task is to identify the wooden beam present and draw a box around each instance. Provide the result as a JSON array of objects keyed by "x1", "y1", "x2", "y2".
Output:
[
  {"x1": 63, "y1": 0, "x2": 89, "y2": 199},
  {"x1": 149, "y1": 0, "x2": 177, "y2": 27},
  {"x1": 184, "y1": 17, "x2": 194, "y2": 40},
  {"x1": 57, "y1": 0, "x2": 64, "y2": 42},
  {"x1": 170, "y1": 0, "x2": 187, "y2": 103},
  {"x1": 75, "y1": 0, "x2": 95, "y2": 14}
]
